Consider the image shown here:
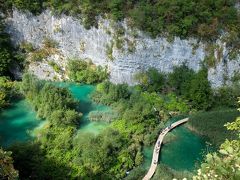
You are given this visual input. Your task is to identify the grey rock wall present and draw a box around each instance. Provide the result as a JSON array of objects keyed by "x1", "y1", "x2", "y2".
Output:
[{"x1": 5, "y1": 9, "x2": 240, "y2": 87}]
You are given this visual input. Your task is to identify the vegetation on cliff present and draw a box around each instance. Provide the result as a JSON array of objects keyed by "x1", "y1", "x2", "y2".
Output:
[
  {"x1": 3, "y1": 0, "x2": 239, "y2": 40},
  {"x1": 0, "y1": 17, "x2": 14, "y2": 76},
  {"x1": 67, "y1": 59, "x2": 108, "y2": 84}
]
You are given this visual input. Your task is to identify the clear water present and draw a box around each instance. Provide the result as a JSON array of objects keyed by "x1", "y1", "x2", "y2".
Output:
[
  {"x1": 0, "y1": 99, "x2": 42, "y2": 147},
  {"x1": 143, "y1": 117, "x2": 208, "y2": 171},
  {"x1": 56, "y1": 82, "x2": 110, "y2": 135},
  {"x1": 0, "y1": 83, "x2": 109, "y2": 147}
]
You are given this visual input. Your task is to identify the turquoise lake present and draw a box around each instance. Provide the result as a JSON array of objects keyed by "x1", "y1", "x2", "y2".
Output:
[{"x1": 0, "y1": 82, "x2": 208, "y2": 171}]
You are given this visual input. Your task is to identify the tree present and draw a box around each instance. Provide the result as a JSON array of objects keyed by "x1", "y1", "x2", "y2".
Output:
[
  {"x1": 109, "y1": 0, "x2": 125, "y2": 21},
  {"x1": 0, "y1": 76, "x2": 15, "y2": 109},
  {"x1": 134, "y1": 151, "x2": 143, "y2": 166},
  {"x1": 0, "y1": 149, "x2": 18, "y2": 179},
  {"x1": 49, "y1": 109, "x2": 81, "y2": 127},
  {"x1": 134, "y1": 68, "x2": 165, "y2": 92},
  {"x1": 0, "y1": 18, "x2": 12, "y2": 76},
  {"x1": 168, "y1": 64, "x2": 194, "y2": 97},
  {"x1": 193, "y1": 99, "x2": 240, "y2": 179},
  {"x1": 189, "y1": 69, "x2": 213, "y2": 110},
  {"x1": 67, "y1": 59, "x2": 108, "y2": 84}
]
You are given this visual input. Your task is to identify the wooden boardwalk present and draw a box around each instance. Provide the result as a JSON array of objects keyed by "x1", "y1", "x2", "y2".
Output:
[{"x1": 142, "y1": 118, "x2": 189, "y2": 180}]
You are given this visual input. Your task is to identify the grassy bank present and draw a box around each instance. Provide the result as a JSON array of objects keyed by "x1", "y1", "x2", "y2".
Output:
[{"x1": 188, "y1": 108, "x2": 239, "y2": 147}]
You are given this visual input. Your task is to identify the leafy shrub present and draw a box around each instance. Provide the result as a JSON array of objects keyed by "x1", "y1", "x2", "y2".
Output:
[
  {"x1": 0, "y1": 149, "x2": 19, "y2": 179},
  {"x1": 213, "y1": 85, "x2": 240, "y2": 108},
  {"x1": 0, "y1": 76, "x2": 16, "y2": 109},
  {"x1": 106, "y1": 42, "x2": 114, "y2": 61},
  {"x1": 28, "y1": 38, "x2": 58, "y2": 62},
  {"x1": 20, "y1": 42, "x2": 35, "y2": 53},
  {"x1": 193, "y1": 106, "x2": 240, "y2": 179},
  {"x1": 43, "y1": 37, "x2": 58, "y2": 49},
  {"x1": 188, "y1": 68, "x2": 213, "y2": 110},
  {"x1": 67, "y1": 59, "x2": 108, "y2": 84},
  {"x1": 0, "y1": 18, "x2": 13, "y2": 76},
  {"x1": 21, "y1": 73, "x2": 78, "y2": 120},
  {"x1": 168, "y1": 64, "x2": 195, "y2": 97},
  {"x1": 48, "y1": 61, "x2": 61, "y2": 73},
  {"x1": 30, "y1": 49, "x2": 49, "y2": 62},
  {"x1": 8, "y1": 0, "x2": 44, "y2": 14},
  {"x1": 135, "y1": 68, "x2": 166, "y2": 92}
]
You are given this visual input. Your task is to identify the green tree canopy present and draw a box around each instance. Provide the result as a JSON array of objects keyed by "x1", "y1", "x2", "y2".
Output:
[{"x1": 0, "y1": 148, "x2": 18, "y2": 179}]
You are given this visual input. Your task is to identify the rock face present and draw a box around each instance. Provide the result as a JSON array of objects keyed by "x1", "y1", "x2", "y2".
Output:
[{"x1": 5, "y1": 9, "x2": 240, "y2": 87}]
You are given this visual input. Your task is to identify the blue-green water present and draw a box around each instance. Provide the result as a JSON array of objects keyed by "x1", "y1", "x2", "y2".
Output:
[
  {"x1": 0, "y1": 83, "x2": 109, "y2": 148},
  {"x1": 0, "y1": 83, "x2": 208, "y2": 171},
  {"x1": 143, "y1": 118, "x2": 208, "y2": 171},
  {"x1": 0, "y1": 100, "x2": 42, "y2": 147},
  {"x1": 56, "y1": 82, "x2": 110, "y2": 134}
]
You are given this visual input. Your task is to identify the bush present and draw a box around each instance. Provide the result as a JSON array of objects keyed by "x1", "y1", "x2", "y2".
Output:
[
  {"x1": 28, "y1": 38, "x2": 58, "y2": 62},
  {"x1": 135, "y1": 68, "x2": 166, "y2": 92},
  {"x1": 43, "y1": 37, "x2": 58, "y2": 49},
  {"x1": 0, "y1": 76, "x2": 16, "y2": 109},
  {"x1": 0, "y1": 18, "x2": 13, "y2": 76},
  {"x1": 21, "y1": 73, "x2": 79, "y2": 121},
  {"x1": 48, "y1": 61, "x2": 61, "y2": 73},
  {"x1": 20, "y1": 42, "x2": 35, "y2": 53},
  {"x1": 0, "y1": 148, "x2": 19, "y2": 179},
  {"x1": 9, "y1": 0, "x2": 44, "y2": 14},
  {"x1": 188, "y1": 69, "x2": 213, "y2": 110},
  {"x1": 67, "y1": 59, "x2": 108, "y2": 84},
  {"x1": 168, "y1": 64, "x2": 194, "y2": 97}
]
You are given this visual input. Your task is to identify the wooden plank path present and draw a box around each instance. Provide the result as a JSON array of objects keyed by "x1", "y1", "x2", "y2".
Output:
[{"x1": 142, "y1": 118, "x2": 189, "y2": 180}]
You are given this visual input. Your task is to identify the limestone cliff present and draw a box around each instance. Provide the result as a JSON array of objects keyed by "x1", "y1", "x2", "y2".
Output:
[{"x1": 6, "y1": 9, "x2": 240, "y2": 87}]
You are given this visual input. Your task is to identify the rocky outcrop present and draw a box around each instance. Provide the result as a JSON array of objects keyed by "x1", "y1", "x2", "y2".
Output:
[{"x1": 5, "y1": 9, "x2": 240, "y2": 87}]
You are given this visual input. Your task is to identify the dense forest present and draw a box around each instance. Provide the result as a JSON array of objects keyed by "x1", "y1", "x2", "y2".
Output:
[{"x1": 1, "y1": 0, "x2": 240, "y2": 179}]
